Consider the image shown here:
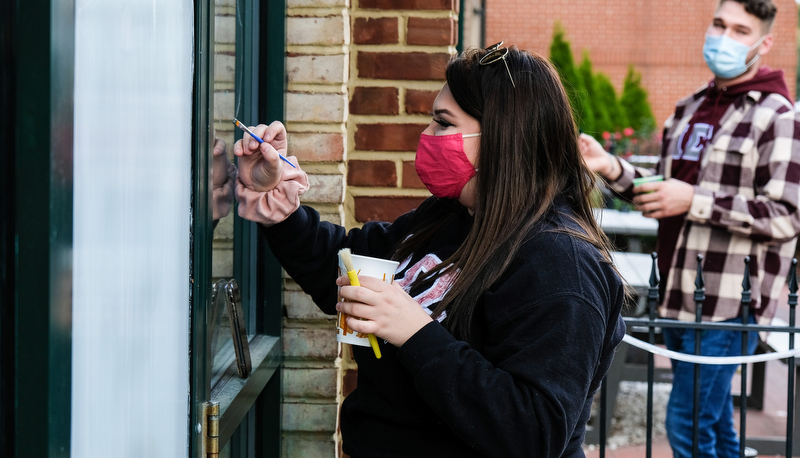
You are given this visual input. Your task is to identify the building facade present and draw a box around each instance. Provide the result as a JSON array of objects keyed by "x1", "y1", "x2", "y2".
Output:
[{"x1": 483, "y1": 0, "x2": 798, "y2": 127}]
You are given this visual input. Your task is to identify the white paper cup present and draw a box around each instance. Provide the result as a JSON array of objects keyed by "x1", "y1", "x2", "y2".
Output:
[{"x1": 336, "y1": 254, "x2": 399, "y2": 347}]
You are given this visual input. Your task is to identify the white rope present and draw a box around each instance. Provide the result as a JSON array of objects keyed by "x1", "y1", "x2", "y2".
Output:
[{"x1": 622, "y1": 334, "x2": 800, "y2": 365}]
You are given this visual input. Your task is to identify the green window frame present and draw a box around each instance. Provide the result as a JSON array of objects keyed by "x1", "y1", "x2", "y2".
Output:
[{"x1": 191, "y1": 0, "x2": 286, "y2": 456}]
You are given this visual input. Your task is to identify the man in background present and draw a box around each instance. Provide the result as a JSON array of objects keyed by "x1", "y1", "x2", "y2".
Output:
[{"x1": 580, "y1": 0, "x2": 800, "y2": 456}]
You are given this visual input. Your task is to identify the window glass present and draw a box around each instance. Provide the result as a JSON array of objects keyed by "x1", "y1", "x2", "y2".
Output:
[{"x1": 71, "y1": 1, "x2": 193, "y2": 456}]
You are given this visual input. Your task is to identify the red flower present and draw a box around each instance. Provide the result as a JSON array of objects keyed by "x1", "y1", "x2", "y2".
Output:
[
  {"x1": 614, "y1": 132, "x2": 622, "y2": 140},
  {"x1": 623, "y1": 127, "x2": 634, "y2": 137},
  {"x1": 602, "y1": 131, "x2": 611, "y2": 140}
]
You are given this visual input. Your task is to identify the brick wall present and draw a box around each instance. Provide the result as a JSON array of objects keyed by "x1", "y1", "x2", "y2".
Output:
[
  {"x1": 281, "y1": 0, "x2": 455, "y2": 456},
  {"x1": 347, "y1": 1, "x2": 457, "y2": 227},
  {"x1": 283, "y1": 0, "x2": 348, "y2": 456},
  {"x1": 484, "y1": 0, "x2": 798, "y2": 128}
]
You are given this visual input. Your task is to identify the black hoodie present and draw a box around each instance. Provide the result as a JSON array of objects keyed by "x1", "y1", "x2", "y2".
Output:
[{"x1": 263, "y1": 197, "x2": 625, "y2": 457}]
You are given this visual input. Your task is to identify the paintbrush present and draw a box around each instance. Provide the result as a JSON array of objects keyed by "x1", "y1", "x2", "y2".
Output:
[
  {"x1": 338, "y1": 248, "x2": 382, "y2": 359},
  {"x1": 232, "y1": 118, "x2": 297, "y2": 169}
]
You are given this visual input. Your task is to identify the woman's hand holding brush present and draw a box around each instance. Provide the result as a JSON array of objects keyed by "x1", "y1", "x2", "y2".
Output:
[{"x1": 233, "y1": 121, "x2": 288, "y2": 193}]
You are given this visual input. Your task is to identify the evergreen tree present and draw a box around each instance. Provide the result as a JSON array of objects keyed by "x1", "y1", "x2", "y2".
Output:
[
  {"x1": 620, "y1": 65, "x2": 656, "y2": 134},
  {"x1": 549, "y1": 23, "x2": 594, "y2": 134},
  {"x1": 579, "y1": 52, "x2": 611, "y2": 140},
  {"x1": 594, "y1": 73, "x2": 628, "y2": 132},
  {"x1": 796, "y1": 7, "x2": 800, "y2": 100}
]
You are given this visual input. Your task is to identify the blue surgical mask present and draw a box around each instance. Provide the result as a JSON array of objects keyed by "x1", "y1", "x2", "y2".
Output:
[{"x1": 702, "y1": 34, "x2": 765, "y2": 79}]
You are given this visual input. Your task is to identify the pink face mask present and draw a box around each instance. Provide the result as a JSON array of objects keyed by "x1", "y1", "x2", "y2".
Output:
[{"x1": 415, "y1": 132, "x2": 480, "y2": 199}]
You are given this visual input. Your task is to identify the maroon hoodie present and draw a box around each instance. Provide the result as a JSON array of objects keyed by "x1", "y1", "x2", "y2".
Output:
[{"x1": 657, "y1": 67, "x2": 792, "y2": 275}]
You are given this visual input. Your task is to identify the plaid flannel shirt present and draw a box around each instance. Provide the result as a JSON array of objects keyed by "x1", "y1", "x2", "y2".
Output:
[{"x1": 610, "y1": 85, "x2": 800, "y2": 324}]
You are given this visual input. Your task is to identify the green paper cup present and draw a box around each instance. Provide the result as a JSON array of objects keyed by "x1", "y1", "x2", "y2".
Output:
[
  {"x1": 632, "y1": 175, "x2": 664, "y2": 187},
  {"x1": 633, "y1": 176, "x2": 663, "y2": 196}
]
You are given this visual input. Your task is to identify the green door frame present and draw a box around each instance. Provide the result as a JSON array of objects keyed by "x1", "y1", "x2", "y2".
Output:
[
  {"x1": 1, "y1": 0, "x2": 16, "y2": 453},
  {"x1": 190, "y1": 0, "x2": 214, "y2": 454},
  {"x1": 5, "y1": 0, "x2": 284, "y2": 455},
  {"x1": 9, "y1": 0, "x2": 75, "y2": 456},
  {"x1": 253, "y1": 0, "x2": 287, "y2": 454}
]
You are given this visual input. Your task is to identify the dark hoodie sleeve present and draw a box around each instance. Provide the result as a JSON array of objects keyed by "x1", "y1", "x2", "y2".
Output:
[{"x1": 261, "y1": 205, "x2": 416, "y2": 314}]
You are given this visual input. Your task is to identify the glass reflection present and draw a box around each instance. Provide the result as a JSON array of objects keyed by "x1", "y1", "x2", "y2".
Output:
[
  {"x1": 210, "y1": 0, "x2": 254, "y2": 387},
  {"x1": 212, "y1": 0, "x2": 238, "y2": 286}
]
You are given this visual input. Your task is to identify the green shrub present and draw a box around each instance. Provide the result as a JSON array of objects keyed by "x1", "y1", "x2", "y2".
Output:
[
  {"x1": 620, "y1": 65, "x2": 656, "y2": 135},
  {"x1": 796, "y1": 7, "x2": 800, "y2": 99},
  {"x1": 549, "y1": 22, "x2": 594, "y2": 134},
  {"x1": 547, "y1": 25, "x2": 656, "y2": 144},
  {"x1": 579, "y1": 52, "x2": 612, "y2": 140},
  {"x1": 594, "y1": 73, "x2": 628, "y2": 133}
]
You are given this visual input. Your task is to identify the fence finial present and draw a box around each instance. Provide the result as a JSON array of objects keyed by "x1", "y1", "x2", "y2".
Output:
[
  {"x1": 695, "y1": 254, "x2": 705, "y2": 290},
  {"x1": 649, "y1": 252, "x2": 660, "y2": 288},
  {"x1": 789, "y1": 258, "x2": 798, "y2": 295},
  {"x1": 741, "y1": 256, "x2": 752, "y2": 312},
  {"x1": 742, "y1": 256, "x2": 752, "y2": 293}
]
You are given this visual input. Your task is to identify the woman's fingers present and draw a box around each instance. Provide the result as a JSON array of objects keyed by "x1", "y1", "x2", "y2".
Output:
[
  {"x1": 344, "y1": 314, "x2": 378, "y2": 335},
  {"x1": 234, "y1": 136, "x2": 261, "y2": 157},
  {"x1": 336, "y1": 276, "x2": 390, "y2": 321},
  {"x1": 338, "y1": 283, "x2": 376, "y2": 306},
  {"x1": 258, "y1": 141, "x2": 282, "y2": 167},
  {"x1": 337, "y1": 299, "x2": 376, "y2": 322},
  {"x1": 233, "y1": 121, "x2": 287, "y2": 158},
  {"x1": 263, "y1": 120, "x2": 286, "y2": 143}
]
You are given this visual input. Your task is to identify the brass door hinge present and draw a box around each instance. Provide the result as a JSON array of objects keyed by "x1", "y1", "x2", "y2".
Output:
[{"x1": 203, "y1": 401, "x2": 220, "y2": 458}]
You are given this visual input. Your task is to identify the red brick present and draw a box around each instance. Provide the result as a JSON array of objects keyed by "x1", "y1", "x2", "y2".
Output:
[
  {"x1": 353, "y1": 17, "x2": 399, "y2": 44},
  {"x1": 402, "y1": 160, "x2": 426, "y2": 189},
  {"x1": 347, "y1": 160, "x2": 397, "y2": 187},
  {"x1": 349, "y1": 86, "x2": 399, "y2": 115},
  {"x1": 357, "y1": 52, "x2": 451, "y2": 80},
  {"x1": 354, "y1": 123, "x2": 428, "y2": 151},
  {"x1": 359, "y1": 0, "x2": 455, "y2": 10},
  {"x1": 406, "y1": 17, "x2": 455, "y2": 46},
  {"x1": 405, "y1": 89, "x2": 438, "y2": 115},
  {"x1": 354, "y1": 196, "x2": 428, "y2": 222},
  {"x1": 343, "y1": 368, "x2": 358, "y2": 398}
]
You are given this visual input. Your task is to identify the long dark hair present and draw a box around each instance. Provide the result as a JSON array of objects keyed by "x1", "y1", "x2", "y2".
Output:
[{"x1": 393, "y1": 47, "x2": 616, "y2": 341}]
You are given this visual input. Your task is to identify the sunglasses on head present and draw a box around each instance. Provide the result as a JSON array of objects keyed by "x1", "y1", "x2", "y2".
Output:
[{"x1": 479, "y1": 41, "x2": 515, "y2": 88}]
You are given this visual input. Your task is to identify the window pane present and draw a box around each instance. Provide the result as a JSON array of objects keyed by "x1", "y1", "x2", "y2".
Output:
[{"x1": 71, "y1": 1, "x2": 194, "y2": 456}]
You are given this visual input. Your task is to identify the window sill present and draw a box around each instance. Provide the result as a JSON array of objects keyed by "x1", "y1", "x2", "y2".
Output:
[{"x1": 211, "y1": 334, "x2": 281, "y2": 447}]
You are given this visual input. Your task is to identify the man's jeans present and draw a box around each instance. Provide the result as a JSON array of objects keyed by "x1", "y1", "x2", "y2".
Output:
[{"x1": 662, "y1": 316, "x2": 758, "y2": 458}]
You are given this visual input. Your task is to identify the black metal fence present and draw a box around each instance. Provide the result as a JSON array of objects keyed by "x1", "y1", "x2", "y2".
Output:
[{"x1": 590, "y1": 253, "x2": 800, "y2": 458}]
